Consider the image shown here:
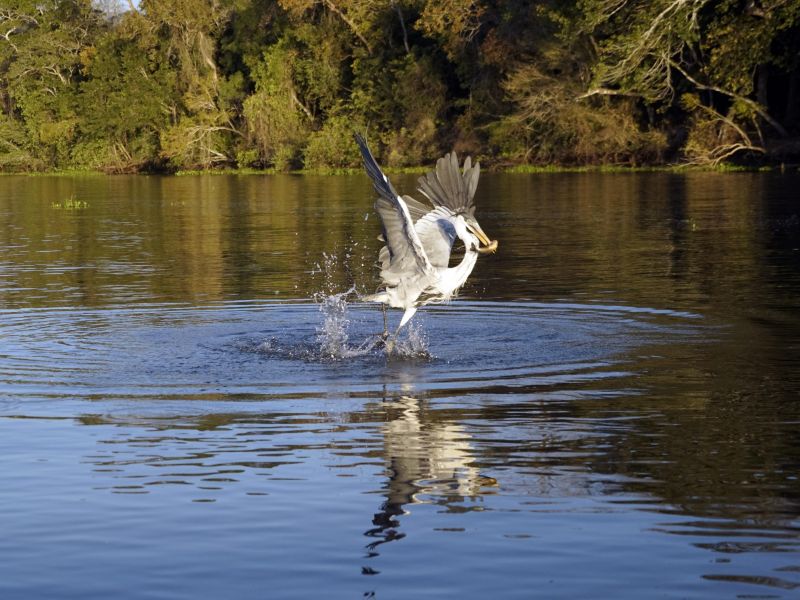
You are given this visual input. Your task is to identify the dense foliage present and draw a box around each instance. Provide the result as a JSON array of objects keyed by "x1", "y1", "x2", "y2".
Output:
[{"x1": 1, "y1": 0, "x2": 799, "y2": 172}]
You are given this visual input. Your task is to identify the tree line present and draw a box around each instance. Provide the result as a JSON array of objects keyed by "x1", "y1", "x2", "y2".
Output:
[{"x1": 1, "y1": 0, "x2": 799, "y2": 173}]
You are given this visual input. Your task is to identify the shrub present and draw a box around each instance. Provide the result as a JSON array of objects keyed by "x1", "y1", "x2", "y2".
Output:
[
  {"x1": 303, "y1": 115, "x2": 365, "y2": 170},
  {"x1": 495, "y1": 64, "x2": 667, "y2": 165}
]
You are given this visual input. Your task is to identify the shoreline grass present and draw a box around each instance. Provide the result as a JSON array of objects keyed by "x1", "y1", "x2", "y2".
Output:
[{"x1": 1, "y1": 162, "x2": 794, "y2": 177}]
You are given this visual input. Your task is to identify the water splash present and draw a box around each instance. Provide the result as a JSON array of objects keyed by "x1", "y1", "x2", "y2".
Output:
[
  {"x1": 314, "y1": 289, "x2": 431, "y2": 361},
  {"x1": 243, "y1": 249, "x2": 433, "y2": 362},
  {"x1": 309, "y1": 250, "x2": 373, "y2": 360},
  {"x1": 316, "y1": 287, "x2": 355, "y2": 359},
  {"x1": 389, "y1": 319, "x2": 431, "y2": 360}
]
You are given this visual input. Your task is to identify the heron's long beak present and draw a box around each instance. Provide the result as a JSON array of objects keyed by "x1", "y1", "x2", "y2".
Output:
[{"x1": 468, "y1": 223, "x2": 499, "y2": 255}]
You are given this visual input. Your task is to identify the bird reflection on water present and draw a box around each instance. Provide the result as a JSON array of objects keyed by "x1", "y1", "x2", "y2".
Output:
[
  {"x1": 73, "y1": 391, "x2": 502, "y2": 577},
  {"x1": 363, "y1": 395, "x2": 497, "y2": 560}
]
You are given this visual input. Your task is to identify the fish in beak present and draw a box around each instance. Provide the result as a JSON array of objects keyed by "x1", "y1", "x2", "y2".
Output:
[{"x1": 467, "y1": 221, "x2": 498, "y2": 255}]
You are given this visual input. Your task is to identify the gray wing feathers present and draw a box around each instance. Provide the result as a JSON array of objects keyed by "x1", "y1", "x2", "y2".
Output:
[
  {"x1": 402, "y1": 194, "x2": 430, "y2": 222},
  {"x1": 374, "y1": 195, "x2": 435, "y2": 283},
  {"x1": 415, "y1": 207, "x2": 457, "y2": 269},
  {"x1": 355, "y1": 133, "x2": 399, "y2": 203},
  {"x1": 356, "y1": 133, "x2": 435, "y2": 280},
  {"x1": 375, "y1": 198, "x2": 427, "y2": 245},
  {"x1": 378, "y1": 205, "x2": 456, "y2": 271},
  {"x1": 417, "y1": 151, "x2": 480, "y2": 217}
]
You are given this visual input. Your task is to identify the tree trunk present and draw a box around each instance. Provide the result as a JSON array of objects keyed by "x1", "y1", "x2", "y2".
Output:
[{"x1": 392, "y1": 1, "x2": 410, "y2": 54}]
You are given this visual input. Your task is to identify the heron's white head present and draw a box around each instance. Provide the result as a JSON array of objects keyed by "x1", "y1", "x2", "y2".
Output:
[{"x1": 455, "y1": 214, "x2": 498, "y2": 255}]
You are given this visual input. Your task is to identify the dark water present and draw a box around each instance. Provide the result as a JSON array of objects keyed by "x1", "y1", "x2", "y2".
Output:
[{"x1": 1, "y1": 172, "x2": 799, "y2": 599}]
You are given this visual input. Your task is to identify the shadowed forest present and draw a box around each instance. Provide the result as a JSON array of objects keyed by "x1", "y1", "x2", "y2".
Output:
[{"x1": 1, "y1": 0, "x2": 799, "y2": 173}]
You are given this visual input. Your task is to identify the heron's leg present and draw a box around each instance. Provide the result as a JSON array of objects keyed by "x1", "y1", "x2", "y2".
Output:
[
  {"x1": 381, "y1": 304, "x2": 388, "y2": 340},
  {"x1": 386, "y1": 306, "x2": 417, "y2": 355},
  {"x1": 398, "y1": 306, "x2": 417, "y2": 330}
]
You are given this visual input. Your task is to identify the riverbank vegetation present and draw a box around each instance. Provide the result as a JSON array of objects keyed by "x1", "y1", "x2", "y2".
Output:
[{"x1": 2, "y1": 0, "x2": 799, "y2": 173}]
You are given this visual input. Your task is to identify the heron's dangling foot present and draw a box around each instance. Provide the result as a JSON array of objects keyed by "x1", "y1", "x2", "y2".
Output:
[{"x1": 371, "y1": 304, "x2": 393, "y2": 354}]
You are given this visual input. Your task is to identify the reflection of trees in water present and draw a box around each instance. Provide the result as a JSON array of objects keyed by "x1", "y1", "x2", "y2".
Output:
[
  {"x1": 6, "y1": 173, "x2": 799, "y2": 315},
  {"x1": 0, "y1": 174, "x2": 380, "y2": 307}
]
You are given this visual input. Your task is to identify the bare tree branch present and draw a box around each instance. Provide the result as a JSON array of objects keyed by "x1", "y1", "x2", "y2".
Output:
[
  {"x1": 290, "y1": 89, "x2": 313, "y2": 120},
  {"x1": 392, "y1": 1, "x2": 410, "y2": 54},
  {"x1": 577, "y1": 87, "x2": 642, "y2": 99},
  {"x1": 322, "y1": 0, "x2": 372, "y2": 53},
  {"x1": 668, "y1": 59, "x2": 788, "y2": 137}
]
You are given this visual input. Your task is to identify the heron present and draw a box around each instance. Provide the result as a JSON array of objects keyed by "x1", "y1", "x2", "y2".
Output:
[{"x1": 355, "y1": 133, "x2": 498, "y2": 353}]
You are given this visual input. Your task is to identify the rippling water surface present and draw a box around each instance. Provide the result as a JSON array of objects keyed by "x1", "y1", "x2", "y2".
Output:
[{"x1": 1, "y1": 172, "x2": 799, "y2": 598}]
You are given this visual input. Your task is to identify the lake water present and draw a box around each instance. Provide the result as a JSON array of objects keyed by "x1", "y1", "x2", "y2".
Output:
[{"x1": 1, "y1": 171, "x2": 799, "y2": 599}]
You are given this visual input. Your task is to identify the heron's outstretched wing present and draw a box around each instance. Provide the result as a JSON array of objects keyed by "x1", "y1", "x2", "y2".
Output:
[
  {"x1": 402, "y1": 194, "x2": 431, "y2": 222},
  {"x1": 355, "y1": 134, "x2": 435, "y2": 280},
  {"x1": 417, "y1": 151, "x2": 480, "y2": 217},
  {"x1": 415, "y1": 207, "x2": 457, "y2": 269},
  {"x1": 376, "y1": 194, "x2": 429, "y2": 246},
  {"x1": 373, "y1": 197, "x2": 439, "y2": 285},
  {"x1": 355, "y1": 133, "x2": 400, "y2": 202}
]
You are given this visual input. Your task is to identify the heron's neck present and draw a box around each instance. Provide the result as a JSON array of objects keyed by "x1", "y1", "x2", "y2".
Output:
[{"x1": 441, "y1": 246, "x2": 478, "y2": 297}]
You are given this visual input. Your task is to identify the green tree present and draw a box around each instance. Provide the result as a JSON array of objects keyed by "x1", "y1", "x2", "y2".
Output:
[
  {"x1": 242, "y1": 42, "x2": 312, "y2": 169},
  {"x1": 579, "y1": 0, "x2": 800, "y2": 164},
  {"x1": 75, "y1": 10, "x2": 175, "y2": 171},
  {"x1": 487, "y1": 2, "x2": 668, "y2": 165},
  {"x1": 2, "y1": 0, "x2": 799, "y2": 171},
  {"x1": 138, "y1": 0, "x2": 242, "y2": 169},
  {"x1": 0, "y1": 0, "x2": 103, "y2": 168}
]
